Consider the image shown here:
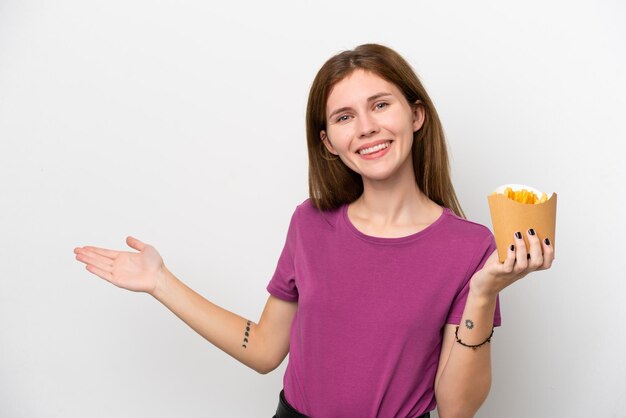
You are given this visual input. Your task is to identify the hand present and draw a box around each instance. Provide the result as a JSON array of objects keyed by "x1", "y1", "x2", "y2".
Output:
[
  {"x1": 470, "y1": 228, "x2": 555, "y2": 298},
  {"x1": 74, "y1": 236, "x2": 166, "y2": 295}
]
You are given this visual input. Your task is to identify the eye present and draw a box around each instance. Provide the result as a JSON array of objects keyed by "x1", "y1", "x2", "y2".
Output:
[
  {"x1": 375, "y1": 102, "x2": 389, "y2": 110},
  {"x1": 336, "y1": 114, "x2": 351, "y2": 123}
]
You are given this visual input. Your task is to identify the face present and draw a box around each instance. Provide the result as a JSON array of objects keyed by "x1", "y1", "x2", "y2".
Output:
[{"x1": 321, "y1": 69, "x2": 424, "y2": 182}]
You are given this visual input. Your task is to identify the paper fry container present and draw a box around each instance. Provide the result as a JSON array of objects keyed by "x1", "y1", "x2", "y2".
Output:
[{"x1": 487, "y1": 184, "x2": 557, "y2": 262}]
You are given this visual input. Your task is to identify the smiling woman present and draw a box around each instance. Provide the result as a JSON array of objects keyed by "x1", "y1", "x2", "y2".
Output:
[
  {"x1": 320, "y1": 69, "x2": 424, "y2": 182},
  {"x1": 74, "y1": 43, "x2": 554, "y2": 418},
  {"x1": 305, "y1": 45, "x2": 464, "y2": 222}
]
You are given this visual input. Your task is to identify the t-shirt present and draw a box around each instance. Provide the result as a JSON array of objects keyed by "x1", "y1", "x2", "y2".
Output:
[{"x1": 266, "y1": 198, "x2": 501, "y2": 418}]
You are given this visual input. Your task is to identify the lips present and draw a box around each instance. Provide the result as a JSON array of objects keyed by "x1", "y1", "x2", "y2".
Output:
[
  {"x1": 357, "y1": 140, "x2": 393, "y2": 160},
  {"x1": 356, "y1": 140, "x2": 393, "y2": 154}
]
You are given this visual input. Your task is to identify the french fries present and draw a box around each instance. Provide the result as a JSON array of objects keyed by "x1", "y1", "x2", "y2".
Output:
[{"x1": 493, "y1": 187, "x2": 549, "y2": 205}]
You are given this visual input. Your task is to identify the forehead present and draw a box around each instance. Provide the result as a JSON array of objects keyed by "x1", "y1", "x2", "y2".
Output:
[{"x1": 326, "y1": 69, "x2": 401, "y2": 111}]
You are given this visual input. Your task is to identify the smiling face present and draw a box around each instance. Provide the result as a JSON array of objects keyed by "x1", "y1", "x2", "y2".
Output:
[{"x1": 321, "y1": 69, "x2": 425, "y2": 183}]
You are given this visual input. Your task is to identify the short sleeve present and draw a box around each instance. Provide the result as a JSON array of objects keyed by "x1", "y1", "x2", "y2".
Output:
[
  {"x1": 266, "y1": 206, "x2": 300, "y2": 302},
  {"x1": 446, "y1": 232, "x2": 502, "y2": 327}
]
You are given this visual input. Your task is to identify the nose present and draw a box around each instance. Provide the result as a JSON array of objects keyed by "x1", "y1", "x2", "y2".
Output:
[{"x1": 357, "y1": 112, "x2": 379, "y2": 138}]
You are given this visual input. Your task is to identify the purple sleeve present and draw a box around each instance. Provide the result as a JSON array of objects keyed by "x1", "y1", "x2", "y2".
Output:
[
  {"x1": 446, "y1": 233, "x2": 502, "y2": 327},
  {"x1": 266, "y1": 207, "x2": 299, "y2": 302}
]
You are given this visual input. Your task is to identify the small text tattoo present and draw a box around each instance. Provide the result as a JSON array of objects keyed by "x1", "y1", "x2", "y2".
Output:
[
  {"x1": 465, "y1": 319, "x2": 474, "y2": 330},
  {"x1": 242, "y1": 320, "x2": 251, "y2": 348}
]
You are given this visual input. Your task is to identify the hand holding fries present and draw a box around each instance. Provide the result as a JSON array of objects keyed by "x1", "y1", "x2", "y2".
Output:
[
  {"x1": 488, "y1": 184, "x2": 557, "y2": 263},
  {"x1": 470, "y1": 226, "x2": 555, "y2": 297}
]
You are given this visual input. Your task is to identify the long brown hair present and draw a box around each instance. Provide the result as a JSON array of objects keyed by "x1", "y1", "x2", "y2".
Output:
[{"x1": 306, "y1": 43, "x2": 466, "y2": 219}]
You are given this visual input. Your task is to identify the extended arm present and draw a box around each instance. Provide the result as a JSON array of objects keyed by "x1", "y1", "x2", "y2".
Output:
[{"x1": 74, "y1": 236, "x2": 297, "y2": 375}]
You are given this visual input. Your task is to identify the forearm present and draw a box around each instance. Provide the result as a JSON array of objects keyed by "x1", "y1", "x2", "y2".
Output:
[
  {"x1": 151, "y1": 266, "x2": 273, "y2": 374},
  {"x1": 435, "y1": 289, "x2": 498, "y2": 418}
]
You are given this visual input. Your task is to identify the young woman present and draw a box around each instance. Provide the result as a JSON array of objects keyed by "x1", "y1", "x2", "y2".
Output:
[{"x1": 74, "y1": 44, "x2": 554, "y2": 418}]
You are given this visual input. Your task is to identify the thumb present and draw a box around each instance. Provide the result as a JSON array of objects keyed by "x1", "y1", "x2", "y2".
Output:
[{"x1": 126, "y1": 236, "x2": 146, "y2": 252}]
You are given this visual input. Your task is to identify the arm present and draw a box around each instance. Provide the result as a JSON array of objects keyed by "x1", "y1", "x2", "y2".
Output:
[
  {"x1": 153, "y1": 269, "x2": 297, "y2": 374},
  {"x1": 434, "y1": 228, "x2": 555, "y2": 418},
  {"x1": 74, "y1": 236, "x2": 297, "y2": 375},
  {"x1": 434, "y1": 292, "x2": 497, "y2": 418}
]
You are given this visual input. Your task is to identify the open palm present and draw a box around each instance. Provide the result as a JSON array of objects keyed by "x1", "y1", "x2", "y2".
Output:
[{"x1": 74, "y1": 236, "x2": 164, "y2": 294}]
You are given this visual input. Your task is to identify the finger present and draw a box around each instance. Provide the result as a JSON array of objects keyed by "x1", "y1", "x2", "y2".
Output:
[
  {"x1": 75, "y1": 252, "x2": 113, "y2": 273},
  {"x1": 526, "y1": 228, "x2": 544, "y2": 271},
  {"x1": 540, "y1": 236, "x2": 555, "y2": 269},
  {"x1": 76, "y1": 246, "x2": 119, "y2": 260},
  {"x1": 74, "y1": 247, "x2": 116, "y2": 264},
  {"x1": 126, "y1": 236, "x2": 146, "y2": 252},
  {"x1": 513, "y1": 231, "x2": 528, "y2": 272},
  {"x1": 501, "y1": 243, "x2": 516, "y2": 274},
  {"x1": 85, "y1": 263, "x2": 113, "y2": 282}
]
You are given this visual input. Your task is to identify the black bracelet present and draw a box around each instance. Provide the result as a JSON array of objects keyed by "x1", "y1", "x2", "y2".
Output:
[{"x1": 454, "y1": 326, "x2": 494, "y2": 350}]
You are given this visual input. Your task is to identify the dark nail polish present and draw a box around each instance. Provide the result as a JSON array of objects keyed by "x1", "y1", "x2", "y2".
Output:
[
  {"x1": 527, "y1": 253, "x2": 531, "y2": 260},
  {"x1": 510, "y1": 244, "x2": 515, "y2": 251},
  {"x1": 528, "y1": 228, "x2": 536, "y2": 236},
  {"x1": 544, "y1": 238, "x2": 551, "y2": 245},
  {"x1": 515, "y1": 231, "x2": 522, "y2": 239}
]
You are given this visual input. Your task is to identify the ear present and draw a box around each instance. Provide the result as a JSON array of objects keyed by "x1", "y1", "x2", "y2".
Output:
[
  {"x1": 320, "y1": 130, "x2": 338, "y2": 155},
  {"x1": 412, "y1": 101, "x2": 425, "y2": 132}
]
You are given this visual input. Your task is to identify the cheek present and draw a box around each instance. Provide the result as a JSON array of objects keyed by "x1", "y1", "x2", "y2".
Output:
[
  {"x1": 385, "y1": 111, "x2": 414, "y2": 134},
  {"x1": 326, "y1": 126, "x2": 353, "y2": 151}
]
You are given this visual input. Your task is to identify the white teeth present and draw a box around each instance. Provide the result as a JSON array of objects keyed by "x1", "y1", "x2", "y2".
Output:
[{"x1": 358, "y1": 141, "x2": 390, "y2": 155}]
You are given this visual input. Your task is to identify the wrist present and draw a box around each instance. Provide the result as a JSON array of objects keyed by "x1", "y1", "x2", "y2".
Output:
[
  {"x1": 468, "y1": 284, "x2": 498, "y2": 305},
  {"x1": 151, "y1": 265, "x2": 175, "y2": 300}
]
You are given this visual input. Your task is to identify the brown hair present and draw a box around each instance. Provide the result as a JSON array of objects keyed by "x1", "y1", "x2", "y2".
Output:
[{"x1": 306, "y1": 43, "x2": 466, "y2": 219}]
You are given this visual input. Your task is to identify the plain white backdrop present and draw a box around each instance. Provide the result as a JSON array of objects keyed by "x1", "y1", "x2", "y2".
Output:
[{"x1": 1, "y1": 0, "x2": 625, "y2": 416}]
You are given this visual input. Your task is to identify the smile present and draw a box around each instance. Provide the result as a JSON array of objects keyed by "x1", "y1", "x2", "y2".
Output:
[{"x1": 357, "y1": 141, "x2": 392, "y2": 159}]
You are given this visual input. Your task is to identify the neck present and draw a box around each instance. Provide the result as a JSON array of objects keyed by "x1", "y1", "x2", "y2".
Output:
[{"x1": 352, "y1": 160, "x2": 440, "y2": 226}]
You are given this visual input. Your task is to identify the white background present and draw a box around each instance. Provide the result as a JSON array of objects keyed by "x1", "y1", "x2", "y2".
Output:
[{"x1": 1, "y1": 0, "x2": 624, "y2": 417}]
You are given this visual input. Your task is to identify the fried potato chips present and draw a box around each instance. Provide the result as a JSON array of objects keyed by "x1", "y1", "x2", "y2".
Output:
[{"x1": 493, "y1": 187, "x2": 549, "y2": 205}]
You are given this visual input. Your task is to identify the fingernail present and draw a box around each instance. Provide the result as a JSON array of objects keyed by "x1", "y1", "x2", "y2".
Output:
[
  {"x1": 528, "y1": 228, "x2": 536, "y2": 236},
  {"x1": 544, "y1": 238, "x2": 551, "y2": 245},
  {"x1": 510, "y1": 244, "x2": 515, "y2": 251},
  {"x1": 515, "y1": 231, "x2": 522, "y2": 239}
]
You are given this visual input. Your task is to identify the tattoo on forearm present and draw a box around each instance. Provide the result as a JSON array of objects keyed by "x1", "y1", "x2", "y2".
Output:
[
  {"x1": 464, "y1": 319, "x2": 474, "y2": 330},
  {"x1": 242, "y1": 320, "x2": 251, "y2": 348}
]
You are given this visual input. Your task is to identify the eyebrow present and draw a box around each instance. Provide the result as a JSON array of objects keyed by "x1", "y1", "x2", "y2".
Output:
[{"x1": 327, "y1": 92, "x2": 393, "y2": 120}]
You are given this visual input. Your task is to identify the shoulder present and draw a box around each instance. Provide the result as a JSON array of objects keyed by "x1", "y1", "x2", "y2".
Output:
[
  {"x1": 439, "y1": 209, "x2": 497, "y2": 282},
  {"x1": 292, "y1": 197, "x2": 342, "y2": 229},
  {"x1": 441, "y1": 208, "x2": 494, "y2": 246}
]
